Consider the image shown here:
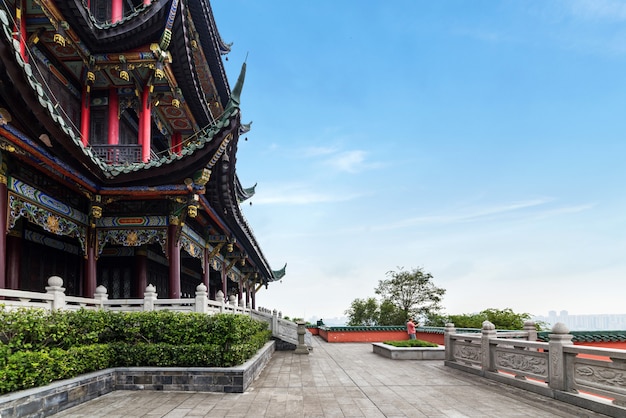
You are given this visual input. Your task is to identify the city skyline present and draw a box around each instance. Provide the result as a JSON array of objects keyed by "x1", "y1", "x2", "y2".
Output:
[{"x1": 212, "y1": 1, "x2": 626, "y2": 320}]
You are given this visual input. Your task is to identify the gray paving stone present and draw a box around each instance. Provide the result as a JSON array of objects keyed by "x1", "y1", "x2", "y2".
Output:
[{"x1": 50, "y1": 337, "x2": 613, "y2": 418}]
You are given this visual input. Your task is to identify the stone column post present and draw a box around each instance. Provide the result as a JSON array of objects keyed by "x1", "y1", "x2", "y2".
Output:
[
  {"x1": 45, "y1": 276, "x2": 66, "y2": 311},
  {"x1": 295, "y1": 320, "x2": 309, "y2": 354},
  {"x1": 143, "y1": 284, "x2": 158, "y2": 311},
  {"x1": 481, "y1": 321, "x2": 497, "y2": 372},
  {"x1": 195, "y1": 283, "x2": 209, "y2": 313},
  {"x1": 548, "y1": 322, "x2": 573, "y2": 391},
  {"x1": 272, "y1": 309, "x2": 278, "y2": 335},
  {"x1": 93, "y1": 285, "x2": 108, "y2": 308},
  {"x1": 216, "y1": 290, "x2": 224, "y2": 313},
  {"x1": 524, "y1": 321, "x2": 537, "y2": 341},
  {"x1": 444, "y1": 323, "x2": 456, "y2": 362}
]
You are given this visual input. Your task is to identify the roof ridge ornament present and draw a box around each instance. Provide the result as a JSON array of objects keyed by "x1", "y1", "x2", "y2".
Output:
[
  {"x1": 159, "y1": 0, "x2": 180, "y2": 51},
  {"x1": 226, "y1": 61, "x2": 246, "y2": 111}
]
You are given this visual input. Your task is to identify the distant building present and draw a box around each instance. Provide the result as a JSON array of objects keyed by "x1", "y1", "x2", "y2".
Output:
[{"x1": 534, "y1": 311, "x2": 626, "y2": 331}]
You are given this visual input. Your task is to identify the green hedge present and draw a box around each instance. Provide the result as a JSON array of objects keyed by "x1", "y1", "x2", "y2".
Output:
[
  {"x1": 0, "y1": 307, "x2": 271, "y2": 394},
  {"x1": 383, "y1": 339, "x2": 438, "y2": 347}
]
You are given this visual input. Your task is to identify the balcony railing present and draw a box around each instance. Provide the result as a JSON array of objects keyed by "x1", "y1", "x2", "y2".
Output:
[{"x1": 92, "y1": 144, "x2": 142, "y2": 164}]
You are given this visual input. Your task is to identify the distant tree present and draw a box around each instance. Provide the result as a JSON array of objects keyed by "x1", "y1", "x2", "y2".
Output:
[
  {"x1": 425, "y1": 308, "x2": 546, "y2": 330},
  {"x1": 375, "y1": 267, "x2": 445, "y2": 323},
  {"x1": 345, "y1": 297, "x2": 379, "y2": 326},
  {"x1": 378, "y1": 299, "x2": 405, "y2": 326}
]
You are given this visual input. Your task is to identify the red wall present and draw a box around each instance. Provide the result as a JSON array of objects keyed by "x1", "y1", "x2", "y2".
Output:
[{"x1": 312, "y1": 328, "x2": 444, "y2": 345}]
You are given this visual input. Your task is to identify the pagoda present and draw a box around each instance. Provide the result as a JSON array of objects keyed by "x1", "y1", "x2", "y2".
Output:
[{"x1": 0, "y1": 0, "x2": 285, "y2": 308}]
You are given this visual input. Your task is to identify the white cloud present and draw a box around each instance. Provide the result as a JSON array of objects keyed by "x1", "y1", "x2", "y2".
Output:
[
  {"x1": 250, "y1": 183, "x2": 362, "y2": 205},
  {"x1": 566, "y1": 0, "x2": 626, "y2": 22},
  {"x1": 373, "y1": 198, "x2": 593, "y2": 231},
  {"x1": 323, "y1": 150, "x2": 380, "y2": 173}
]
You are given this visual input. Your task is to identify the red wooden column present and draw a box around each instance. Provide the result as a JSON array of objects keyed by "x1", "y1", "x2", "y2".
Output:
[
  {"x1": 6, "y1": 232, "x2": 21, "y2": 289},
  {"x1": 80, "y1": 88, "x2": 90, "y2": 146},
  {"x1": 84, "y1": 235, "x2": 97, "y2": 297},
  {"x1": 0, "y1": 171, "x2": 7, "y2": 289},
  {"x1": 172, "y1": 132, "x2": 182, "y2": 155},
  {"x1": 111, "y1": 0, "x2": 123, "y2": 23},
  {"x1": 245, "y1": 280, "x2": 251, "y2": 307},
  {"x1": 107, "y1": 87, "x2": 119, "y2": 145},
  {"x1": 16, "y1": 0, "x2": 27, "y2": 63},
  {"x1": 139, "y1": 87, "x2": 151, "y2": 162},
  {"x1": 251, "y1": 283, "x2": 256, "y2": 310},
  {"x1": 135, "y1": 246, "x2": 147, "y2": 297},
  {"x1": 202, "y1": 248, "x2": 210, "y2": 288},
  {"x1": 221, "y1": 268, "x2": 227, "y2": 302},
  {"x1": 168, "y1": 223, "x2": 181, "y2": 298}
]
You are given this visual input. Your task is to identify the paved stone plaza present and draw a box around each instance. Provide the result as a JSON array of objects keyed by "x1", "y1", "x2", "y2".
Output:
[{"x1": 52, "y1": 337, "x2": 611, "y2": 418}]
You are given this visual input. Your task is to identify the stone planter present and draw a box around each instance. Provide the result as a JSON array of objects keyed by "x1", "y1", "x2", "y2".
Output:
[{"x1": 372, "y1": 342, "x2": 445, "y2": 360}]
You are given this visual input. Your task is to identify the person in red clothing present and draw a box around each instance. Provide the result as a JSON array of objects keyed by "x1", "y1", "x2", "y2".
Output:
[{"x1": 406, "y1": 318, "x2": 416, "y2": 340}]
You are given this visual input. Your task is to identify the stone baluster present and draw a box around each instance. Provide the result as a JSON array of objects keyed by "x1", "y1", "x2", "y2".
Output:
[
  {"x1": 216, "y1": 290, "x2": 224, "y2": 313},
  {"x1": 548, "y1": 322, "x2": 573, "y2": 391},
  {"x1": 444, "y1": 323, "x2": 456, "y2": 362},
  {"x1": 272, "y1": 309, "x2": 278, "y2": 335},
  {"x1": 524, "y1": 321, "x2": 537, "y2": 341},
  {"x1": 482, "y1": 321, "x2": 496, "y2": 372},
  {"x1": 143, "y1": 284, "x2": 157, "y2": 311},
  {"x1": 94, "y1": 285, "x2": 108, "y2": 308},
  {"x1": 195, "y1": 283, "x2": 209, "y2": 313},
  {"x1": 45, "y1": 276, "x2": 66, "y2": 311},
  {"x1": 295, "y1": 320, "x2": 309, "y2": 354}
]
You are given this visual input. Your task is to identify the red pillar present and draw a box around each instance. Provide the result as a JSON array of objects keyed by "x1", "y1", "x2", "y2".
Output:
[
  {"x1": 168, "y1": 224, "x2": 181, "y2": 298},
  {"x1": 172, "y1": 132, "x2": 182, "y2": 155},
  {"x1": 245, "y1": 280, "x2": 251, "y2": 307},
  {"x1": 16, "y1": 1, "x2": 27, "y2": 63},
  {"x1": 108, "y1": 87, "x2": 119, "y2": 145},
  {"x1": 6, "y1": 234, "x2": 21, "y2": 289},
  {"x1": 84, "y1": 240, "x2": 97, "y2": 297},
  {"x1": 80, "y1": 88, "x2": 90, "y2": 146},
  {"x1": 135, "y1": 246, "x2": 147, "y2": 297},
  {"x1": 251, "y1": 284, "x2": 256, "y2": 310},
  {"x1": 202, "y1": 248, "x2": 210, "y2": 288},
  {"x1": 221, "y1": 268, "x2": 227, "y2": 302},
  {"x1": 0, "y1": 176, "x2": 6, "y2": 289},
  {"x1": 111, "y1": 0, "x2": 123, "y2": 23},
  {"x1": 139, "y1": 87, "x2": 151, "y2": 162}
]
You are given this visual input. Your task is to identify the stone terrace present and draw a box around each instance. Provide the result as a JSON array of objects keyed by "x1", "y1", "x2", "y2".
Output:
[{"x1": 51, "y1": 337, "x2": 611, "y2": 418}]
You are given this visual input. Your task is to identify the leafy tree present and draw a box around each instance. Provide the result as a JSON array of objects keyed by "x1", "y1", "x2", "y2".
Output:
[
  {"x1": 375, "y1": 267, "x2": 445, "y2": 323},
  {"x1": 425, "y1": 308, "x2": 546, "y2": 330},
  {"x1": 345, "y1": 297, "x2": 379, "y2": 326},
  {"x1": 378, "y1": 299, "x2": 405, "y2": 326}
]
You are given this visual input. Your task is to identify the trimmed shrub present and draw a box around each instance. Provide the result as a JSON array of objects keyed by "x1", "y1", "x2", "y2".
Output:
[
  {"x1": 0, "y1": 307, "x2": 271, "y2": 394},
  {"x1": 383, "y1": 339, "x2": 438, "y2": 347}
]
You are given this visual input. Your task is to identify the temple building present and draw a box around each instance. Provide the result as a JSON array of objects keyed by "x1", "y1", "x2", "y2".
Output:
[{"x1": 0, "y1": 0, "x2": 285, "y2": 308}]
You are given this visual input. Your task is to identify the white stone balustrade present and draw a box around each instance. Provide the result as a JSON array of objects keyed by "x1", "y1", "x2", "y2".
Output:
[
  {"x1": 444, "y1": 320, "x2": 626, "y2": 416},
  {"x1": 0, "y1": 276, "x2": 311, "y2": 350}
]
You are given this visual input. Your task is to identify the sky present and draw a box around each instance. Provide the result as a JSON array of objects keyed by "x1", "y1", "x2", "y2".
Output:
[{"x1": 210, "y1": 0, "x2": 626, "y2": 322}]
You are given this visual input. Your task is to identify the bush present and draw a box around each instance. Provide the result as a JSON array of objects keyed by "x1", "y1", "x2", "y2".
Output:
[
  {"x1": 0, "y1": 307, "x2": 271, "y2": 394},
  {"x1": 383, "y1": 339, "x2": 438, "y2": 348}
]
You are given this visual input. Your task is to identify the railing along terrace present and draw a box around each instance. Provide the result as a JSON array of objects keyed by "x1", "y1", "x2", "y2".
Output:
[
  {"x1": 92, "y1": 144, "x2": 142, "y2": 164},
  {"x1": 0, "y1": 276, "x2": 311, "y2": 350},
  {"x1": 445, "y1": 321, "x2": 626, "y2": 417}
]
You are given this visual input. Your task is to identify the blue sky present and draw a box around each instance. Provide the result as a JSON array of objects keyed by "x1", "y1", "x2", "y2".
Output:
[{"x1": 212, "y1": 1, "x2": 626, "y2": 321}]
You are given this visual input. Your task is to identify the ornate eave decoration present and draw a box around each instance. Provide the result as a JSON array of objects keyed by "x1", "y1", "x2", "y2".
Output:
[
  {"x1": 180, "y1": 224, "x2": 205, "y2": 259},
  {"x1": 8, "y1": 194, "x2": 87, "y2": 254},
  {"x1": 97, "y1": 228, "x2": 167, "y2": 257}
]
